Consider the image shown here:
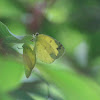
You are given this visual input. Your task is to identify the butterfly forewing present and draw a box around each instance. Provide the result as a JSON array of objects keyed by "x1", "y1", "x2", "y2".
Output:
[
  {"x1": 36, "y1": 39, "x2": 56, "y2": 63},
  {"x1": 35, "y1": 34, "x2": 64, "y2": 63}
]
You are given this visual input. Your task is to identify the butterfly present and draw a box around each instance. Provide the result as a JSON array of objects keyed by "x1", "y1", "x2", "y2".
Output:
[
  {"x1": 23, "y1": 33, "x2": 64, "y2": 78},
  {"x1": 0, "y1": 21, "x2": 64, "y2": 78}
]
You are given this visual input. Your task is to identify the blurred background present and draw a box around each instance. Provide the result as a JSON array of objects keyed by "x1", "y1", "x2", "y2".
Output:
[{"x1": 0, "y1": 0, "x2": 100, "y2": 100}]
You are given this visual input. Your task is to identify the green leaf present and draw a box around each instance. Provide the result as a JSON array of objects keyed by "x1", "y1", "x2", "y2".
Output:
[
  {"x1": 36, "y1": 63, "x2": 100, "y2": 100},
  {"x1": 0, "y1": 92, "x2": 13, "y2": 100},
  {"x1": 0, "y1": 21, "x2": 34, "y2": 44},
  {"x1": 10, "y1": 90, "x2": 33, "y2": 100},
  {"x1": 0, "y1": 21, "x2": 14, "y2": 38},
  {"x1": 0, "y1": 56, "x2": 24, "y2": 92},
  {"x1": 0, "y1": 21, "x2": 20, "y2": 43}
]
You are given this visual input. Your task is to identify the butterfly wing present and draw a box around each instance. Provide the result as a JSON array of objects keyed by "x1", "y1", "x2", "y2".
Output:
[
  {"x1": 35, "y1": 34, "x2": 64, "y2": 63},
  {"x1": 23, "y1": 43, "x2": 36, "y2": 78}
]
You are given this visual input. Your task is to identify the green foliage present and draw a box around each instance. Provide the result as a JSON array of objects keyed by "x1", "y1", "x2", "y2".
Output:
[
  {"x1": 0, "y1": 0, "x2": 23, "y2": 18},
  {"x1": 0, "y1": 92, "x2": 13, "y2": 100},
  {"x1": 0, "y1": 21, "x2": 13, "y2": 38},
  {"x1": 37, "y1": 63, "x2": 100, "y2": 100},
  {"x1": 7, "y1": 21, "x2": 27, "y2": 35},
  {"x1": 0, "y1": 21, "x2": 33, "y2": 43},
  {"x1": 0, "y1": 0, "x2": 100, "y2": 100},
  {"x1": 0, "y1": 56, "x2": 24, "y2": 92}
]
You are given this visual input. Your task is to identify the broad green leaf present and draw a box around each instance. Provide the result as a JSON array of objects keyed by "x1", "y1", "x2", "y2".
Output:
[
  {"x1": 0, "y1": 21, "x2": 34, "y2": 43},
  {"x1": 0, "y1": 21, "x2": 14, "y2": 38},
  {"x1": 12, "y1": 80, "x2": 63, "y2": 100},
  {"x1": 0, "y1": 56, "x2": 24, "y2": 92},
  {"x1": 0, "y1": 92, "x2": 13, "y2": 100},
  {"x1": 10, "y1": 90, "x2": 33, "y2": 100},
  {"x1": 4, "y1": 35, "x2": 34, "y2": 44},
  {"x1": 36, "y1": 63, "x2": 100, "y2": 100},
  {"x1": 0, "y1": 21, "x2": 20, "y2": 43}
]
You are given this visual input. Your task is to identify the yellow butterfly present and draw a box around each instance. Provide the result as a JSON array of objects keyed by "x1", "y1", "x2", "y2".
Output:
[{"x1": 23, "y1": 33, "x2": 64, "y2": 78}]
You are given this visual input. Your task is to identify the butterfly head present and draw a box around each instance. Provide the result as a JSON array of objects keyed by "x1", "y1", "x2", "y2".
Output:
[{"x1": 33, "y1": 32, "x2": 39, "y2": 37}]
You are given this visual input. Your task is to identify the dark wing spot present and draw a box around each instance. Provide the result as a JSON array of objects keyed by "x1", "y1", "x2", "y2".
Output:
[
  {"x1": 57, "y1": 44, "x2": 62, "y2": 50},
  {"x1": 50, "y1": 40, "x2": 52, "y2": 43}
]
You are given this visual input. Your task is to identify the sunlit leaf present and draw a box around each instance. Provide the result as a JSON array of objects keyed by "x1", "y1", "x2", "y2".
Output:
[
  {"x1": 0, "y1": 21, "x2": 14, "y2": 38},
  {"x1": 0, "y1": 56, "x2": 24, "y2": 92},
  {"x1": 0, "y1": 92, "x2": 13, "y2": 100},
  {"x1": 0, "y1": 21, "x2": 34, "y2": 43},
  {"x1": 37, "y1": 63, "x2": 100, "y2": 100}
]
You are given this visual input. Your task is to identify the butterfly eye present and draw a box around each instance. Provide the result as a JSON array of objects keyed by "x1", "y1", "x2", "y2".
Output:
[
  {"x1": 32, "y1": 33, "x2": 39, "y2": 39},
  {"x1": 35, "y1": 32, "x2": 39, "y2": 37}
]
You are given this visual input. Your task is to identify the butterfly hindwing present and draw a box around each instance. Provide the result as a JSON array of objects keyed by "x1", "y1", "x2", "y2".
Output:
[{"x1": 23, "y1": 43, "x2": 36, "y2": 78}]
